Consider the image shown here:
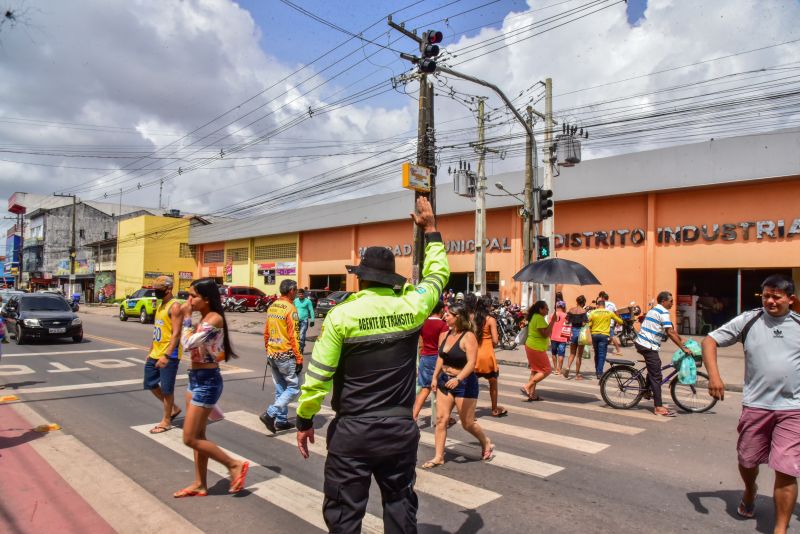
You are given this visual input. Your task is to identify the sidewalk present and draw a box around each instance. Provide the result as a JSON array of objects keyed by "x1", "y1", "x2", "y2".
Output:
[
  {"x1": 0, "y1": 404, "x2": 116, "y2": 534},
  {"x1": 0, "y1": 402, "x2": 201, "y2": 534},
  {"x1": 496, "y1": 336, "x2": 746, "y2": 392}
]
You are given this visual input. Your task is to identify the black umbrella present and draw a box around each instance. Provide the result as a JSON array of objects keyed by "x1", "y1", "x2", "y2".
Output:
[{"x1": 512, "y1": 257, "x2": 601, "y2": 286}]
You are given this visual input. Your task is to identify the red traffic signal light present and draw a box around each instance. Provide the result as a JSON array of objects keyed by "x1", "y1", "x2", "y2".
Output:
[{"x1": 426, "y1": 30, "x2": 443, "y2": 44}]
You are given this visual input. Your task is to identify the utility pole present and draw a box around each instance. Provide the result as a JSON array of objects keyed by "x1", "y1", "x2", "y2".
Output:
[
  {"x1": 540, "y1": 78, "x2": 555, "y2": 306},
  {"x1": 472, "y1": 98, "x2": 503, "y2": 296},
  {"x1": 159, "y1": 178, "x2": 164, "y2": 210},
  {"x1": 388, "y1": 16, "x2": 439, "y2": 284},
  {"x1": 55, "y1": 193, "x2": 77, "y2": 295}
]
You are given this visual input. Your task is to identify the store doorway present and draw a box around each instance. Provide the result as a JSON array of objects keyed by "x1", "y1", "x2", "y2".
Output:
[
  {"x1": 445, "y1": 272, "x2": 500, "y2": 297},
  {"x1": 309, "y1": 274, "x2": 346, "y2": 291},
  {"x1": 677, "y1": 267, "x2": 794, "y2": 334}
]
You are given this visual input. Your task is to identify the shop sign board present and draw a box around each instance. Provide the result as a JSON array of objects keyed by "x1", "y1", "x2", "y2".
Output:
[
  {"x1": 178, "y1": 271, "x2": 193, "y2": 280},
  {"x1": 401, "y1": 162, "x2": 431, "y2": 193},
  {"x1": 276, "y1": 262, "x2": 296, "y2": 276}
]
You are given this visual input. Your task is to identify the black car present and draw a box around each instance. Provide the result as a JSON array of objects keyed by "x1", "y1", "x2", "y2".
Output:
[
  {"x1": 3, "y1": 294, "x2": 83, "y2": 344},
  {"x1": 305, "y1": 289, "x2": 331, "y2": 309},
  {"x1": 315, "y1": 291, "x2": 352, "y2": 318}
]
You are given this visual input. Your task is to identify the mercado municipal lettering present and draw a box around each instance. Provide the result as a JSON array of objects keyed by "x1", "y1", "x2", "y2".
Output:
[
  {"x1": 555, "y1": 218, "x2": 800, "y2": 249},
  {"x1": 359, "y1": 237, "x2": 513, "y2": 257}
]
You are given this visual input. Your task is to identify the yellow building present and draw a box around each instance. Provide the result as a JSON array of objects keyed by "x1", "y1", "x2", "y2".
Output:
[
  {"x1": 115, "y1": 215, "x2": 200, "y2": 298},
  {"x1": 194, "y1": 232, "x2": 299, "y2": 294}
]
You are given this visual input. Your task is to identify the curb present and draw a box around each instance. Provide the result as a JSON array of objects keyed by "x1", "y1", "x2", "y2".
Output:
[{"x1": 496, "y1": 359, "x2": 744, "y2": 393}]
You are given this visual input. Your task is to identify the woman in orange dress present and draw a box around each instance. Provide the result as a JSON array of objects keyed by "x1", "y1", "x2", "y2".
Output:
[{"x1": 473, "y1": 296, "x2": 508, "y2": 417}]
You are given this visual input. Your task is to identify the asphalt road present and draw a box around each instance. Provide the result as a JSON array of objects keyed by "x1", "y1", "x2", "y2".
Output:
[{"x1": 2, "y1": 312, "x2": 795, "y2": 533}]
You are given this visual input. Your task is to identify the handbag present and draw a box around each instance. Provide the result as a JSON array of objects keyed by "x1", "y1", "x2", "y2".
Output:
[
  {"x1": 560, "y1": 324, "x2": 573, "y2": 339},
  {"x1": 514, "y1": 325, "x2": 528, "y2": 346},
  {"x1": 578, "y1": 325, "x2": 592, "y2": 346}
]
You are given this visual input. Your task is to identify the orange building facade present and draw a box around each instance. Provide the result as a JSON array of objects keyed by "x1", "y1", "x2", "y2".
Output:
[
  {"x1": 297, "y1": 177, "x2": 800, "y2": 325},
  {"x1": 188, "y1": 131, "x2": 800, "y2": 332}
]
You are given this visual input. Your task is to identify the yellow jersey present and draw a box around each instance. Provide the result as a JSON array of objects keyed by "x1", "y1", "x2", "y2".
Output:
[
  {"x1": 149, "y1": 299, "x2": 182, "y2": 360},
  {"x1": 587, "y1": 308, "x2": 624, "y2": 336}
]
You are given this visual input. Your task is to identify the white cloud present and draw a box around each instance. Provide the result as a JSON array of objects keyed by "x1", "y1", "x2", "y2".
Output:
[{"x1": 0, "y1": 0, "x2": 798, "y2": 226}]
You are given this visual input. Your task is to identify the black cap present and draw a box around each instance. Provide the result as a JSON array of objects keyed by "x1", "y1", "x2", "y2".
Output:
[{"x1": 346, "y1": 246, "x2": 406, "y2": 287}]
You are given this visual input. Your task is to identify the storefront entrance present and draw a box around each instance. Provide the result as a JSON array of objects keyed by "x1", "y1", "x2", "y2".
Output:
[
  {"x1": 309, "y1": 274, "x2": 346, "y2": 291},
  {"x1": 446, "y1": 272, "x2": 500, "y2": 297},
  {"x1": 676, "y1": 267, "x2": 794, "y2": 334}
]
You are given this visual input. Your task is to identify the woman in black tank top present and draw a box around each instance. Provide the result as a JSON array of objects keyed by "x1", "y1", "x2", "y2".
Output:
[{"x1": 421, "y1": 303, "x2": 494, "y2": 469}]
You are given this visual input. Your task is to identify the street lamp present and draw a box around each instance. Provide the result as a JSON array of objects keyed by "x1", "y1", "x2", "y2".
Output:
[{"x1": 495, "y1": 182, "x2": 529, "y2": 217}]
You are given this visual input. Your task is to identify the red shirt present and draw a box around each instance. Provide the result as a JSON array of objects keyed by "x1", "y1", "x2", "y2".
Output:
[{"x1": 420, "y1": 317, "x2": 448, "y2": 356}]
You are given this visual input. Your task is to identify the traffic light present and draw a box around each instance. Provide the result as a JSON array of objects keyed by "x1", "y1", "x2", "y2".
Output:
[
  {"x1": 537, "y1": 236, "x2": 551, "y2": 260},
  {"x1": 536, "y1": 188, "x2": 553, "y2": 222},
  {"x1": 418, "y1": 30, "x2": 443, "y2": 74}
]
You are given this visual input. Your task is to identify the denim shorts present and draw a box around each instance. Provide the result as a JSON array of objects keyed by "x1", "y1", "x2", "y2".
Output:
[
  {"x1": 417, "y1": 354, "x2": 438, "y2": 388},
  {"x1": 569, "y1": 327, "x2": 582, "y2": 345},
  {"x1": 437, "y1": 372, "x2": 479, "y2": 399},
  {"x1": 550, "y1": 340, "x2": 567, "y2": 357},
  {"x1": 143, "y1": 357, "x2": 179, "y2": 395},
  {"x1": 187, "y1": 367, "x2": 223, "y2": 408}
]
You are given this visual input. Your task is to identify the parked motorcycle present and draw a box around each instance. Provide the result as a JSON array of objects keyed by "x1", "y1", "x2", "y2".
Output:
[
  {"x1": 224, "y1": 296, "x2": 248, "y2": 313},
  {"x1": 616, "y1": 302, "x2": 642, "y2": 347},
  {"x1": 254, "y1": 294, "x2": 278, "y2": 313},
  {"x1": 492, "y1": 306, "x2": 519, "y2": 350}
]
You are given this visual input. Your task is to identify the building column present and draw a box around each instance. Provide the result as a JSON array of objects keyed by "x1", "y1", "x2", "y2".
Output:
[
  {"x1": 347, "y1": 226, "x2": 358, "y2": 292},
  {"x1": 645, "y1": 193, "x2": 657, "y2": 305}
]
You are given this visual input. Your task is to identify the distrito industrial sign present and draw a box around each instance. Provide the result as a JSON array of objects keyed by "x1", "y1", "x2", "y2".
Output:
[{"x1": 554, "y1": 218, "x2": 800, "y2": 249}]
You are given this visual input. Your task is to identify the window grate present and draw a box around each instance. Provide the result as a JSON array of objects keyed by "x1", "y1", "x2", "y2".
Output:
[
  {"x1": 179, "y1": 243, "x2": 197, "y2": 259},
  {"x1": 203, "y1": 249, "x2": 224, "y2": 263},
  {"x1": 254, "y1": 243, "x2": 296, "y2": 260},
  {"x1": 226, "y1": 247, "x2": 249, "y2": 262}
]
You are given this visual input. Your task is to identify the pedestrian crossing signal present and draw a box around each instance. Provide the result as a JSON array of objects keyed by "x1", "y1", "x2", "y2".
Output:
[{"x1": 537, "y1": 236, "x2": 551, "y2": 260}]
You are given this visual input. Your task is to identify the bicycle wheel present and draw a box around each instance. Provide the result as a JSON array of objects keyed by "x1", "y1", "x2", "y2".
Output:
[
  {"x1": 670, "y1": 371, "x2": 717, "y2": 413},
  {"x1": 600, "y1": 366, "x2": 646, "y2": 409}
]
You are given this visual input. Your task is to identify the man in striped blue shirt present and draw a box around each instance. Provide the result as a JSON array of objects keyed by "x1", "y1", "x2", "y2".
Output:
[{"x1": 634, "y1": 291, "x2": 692, "y2": 417}]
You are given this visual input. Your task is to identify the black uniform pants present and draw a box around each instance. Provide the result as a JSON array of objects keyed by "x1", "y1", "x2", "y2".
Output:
[{"x1": 323, "y1": 450, "x2": 418, "y2": 534}]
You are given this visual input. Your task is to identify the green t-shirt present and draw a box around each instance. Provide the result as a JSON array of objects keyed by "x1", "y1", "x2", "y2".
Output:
[{"x1": 526, "y1": 313, "x2": 549, "y2": 351}]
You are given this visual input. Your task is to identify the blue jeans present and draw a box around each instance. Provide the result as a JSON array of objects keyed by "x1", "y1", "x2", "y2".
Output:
[
  {"x1": 592, "y1": 334, "x2": 610, "y2": 376},
  {"x1": 266, "y1": 357, "x2": 300, "y2": 424},
  {"x1": 298, "y1": 319, "x2": 309, "y2": 354}
]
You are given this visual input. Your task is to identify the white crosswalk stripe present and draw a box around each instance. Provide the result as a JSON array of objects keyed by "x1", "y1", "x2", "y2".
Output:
[
  {"x1": 417, "y1": 431, "x2": 564, "y2": 478},
  {"x1": 417, "y1": 408, "x2": 608, "y2": 453},
  {"x1": 497, "y1": 377, "x2": 672, "y2": 422},
  {"x1": 224, "y1": 410, "x2": 502, "y2": 509},
  {"x1": 494, "y1": 390, "x2": 670, "y2": 423},
  {"x1": 132, "y1": 423, "x2": 384, "y2": 533},
  {"x1": 302, "y1": 404, "x2": 565, "y2": 478}
]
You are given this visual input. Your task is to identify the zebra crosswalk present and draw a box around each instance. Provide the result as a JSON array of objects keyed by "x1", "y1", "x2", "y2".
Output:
[{"x1": 130, "y1": 370, "x2": 675, "y2": 532}]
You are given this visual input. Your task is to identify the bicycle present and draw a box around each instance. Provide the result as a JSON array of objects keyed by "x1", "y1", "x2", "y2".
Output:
[{"x1": 599, "y1": 356, "x2": 717, "y2": 413}]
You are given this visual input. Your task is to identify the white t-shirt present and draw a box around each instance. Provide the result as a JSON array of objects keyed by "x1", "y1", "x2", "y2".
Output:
[
  {"x1": 605, "y1": 301, "x2": 617, "y2": 328},
  {"x1": 709, "y1": 309, "x2": 800, "y2": 410}
]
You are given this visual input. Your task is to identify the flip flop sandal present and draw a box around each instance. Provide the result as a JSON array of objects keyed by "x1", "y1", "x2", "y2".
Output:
[
  {"x1": 491, "y1": 409, "x2": 508, "y2": 417},
  {"x1": 170, "y1": 409, "x2": 182, "y2": 422},
  {"x1": 519, "y1": 387, "x2": 531, "y2": 397},
  {"x1": 422, "y1": 460, "x2": 444, "y2": 469},
  {"x1": 737, "y1": 500, "x2": 756, "y2": 519},
  {"x1": 173, "y1": 487, "x2": 208, "y2": 498},
  {"x1": 149, "y1": 425, "x2": 172, "y2": 434},
  {"x1": 482, "y1": 444, "x2": 495, "y2": 462},
  {"x1": 563, "y1": 370, "x2": 570, "y2": 379},
  {"x1": 655, "y1": 409, "x2": 677, "y2": 417},
  {"x1": 229, "y1": 461, "x2": 250, "y2": 494},
  {"x1": 529, "y1": 395, "x2": 543, "y2": 401}
]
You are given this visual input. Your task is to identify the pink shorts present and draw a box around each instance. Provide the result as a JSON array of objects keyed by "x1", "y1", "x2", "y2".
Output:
[
  {"x1": 737, "y1": 406, "x2": 800, "y2": 477},
  {"x1": 525, "y1": 346, "x2": 551, "y2": 374}
]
